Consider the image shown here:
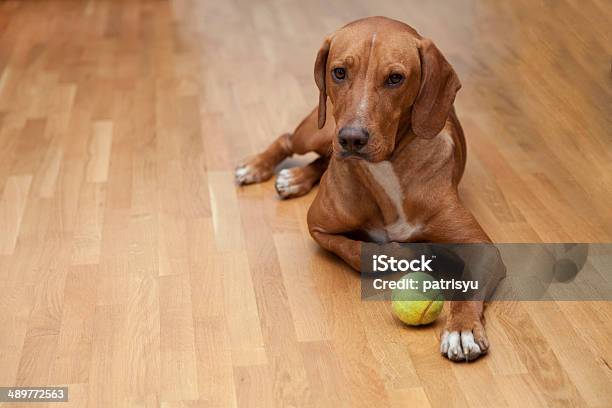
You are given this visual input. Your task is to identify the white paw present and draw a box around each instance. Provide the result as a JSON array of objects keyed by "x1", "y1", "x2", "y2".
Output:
[
  {"x1": 440, "y1": 330, "x2": 485, "y2": 362},
  {"x1": 235, "y1": 165, "x2": 252, "y2": 184},
  {"x1": 235, "y1": 164, "x2": 271, "y2": 185},
  {"x1": 274, "y1": 168, "x2": 303, "y2": 198}
]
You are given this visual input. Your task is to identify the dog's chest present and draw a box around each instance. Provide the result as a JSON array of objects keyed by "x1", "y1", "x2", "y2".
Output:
[{"x1": 361, "y1": 161, "x2": 421, "y2": 242}]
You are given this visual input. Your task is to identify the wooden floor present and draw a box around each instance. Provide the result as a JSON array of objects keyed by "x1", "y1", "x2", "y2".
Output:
[{"x1": 0, "y1": 0, "x2": 611, "y2": 407}]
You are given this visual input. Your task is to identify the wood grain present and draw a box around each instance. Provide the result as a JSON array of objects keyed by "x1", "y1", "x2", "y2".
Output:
[{"x1": 0, "y1": 175, "x2": 32, "y2": 255}]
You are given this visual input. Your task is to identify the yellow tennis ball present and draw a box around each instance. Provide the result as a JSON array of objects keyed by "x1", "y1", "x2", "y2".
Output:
[{"x1": 391, "y1": 272, "x2": 444, "y2": 326}]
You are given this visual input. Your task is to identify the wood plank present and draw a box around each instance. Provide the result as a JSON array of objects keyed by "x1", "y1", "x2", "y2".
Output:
[
  {"x1": 71, "y1": 182, "x2": 106, "y2": 265},
  {"x1": 86, "y1": 121, "x2": 113, "y2": 183},
  {"x1": 0, "y1": 175, "x2": 33, "y2": 255},
  {"x1": 159, "y1": 273, "x2": 199, "y2": 402},
  {"x1": 49, "y1": 266, "x2": 97, "y2": 385}
]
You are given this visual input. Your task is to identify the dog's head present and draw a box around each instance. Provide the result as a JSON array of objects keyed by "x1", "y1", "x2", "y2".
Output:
[{"x1": 315, "y1": 17, "x2": 461, "y2": 162}]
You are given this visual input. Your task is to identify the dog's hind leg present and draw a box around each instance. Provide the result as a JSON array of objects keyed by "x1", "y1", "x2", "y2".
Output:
[
  {"x1": 235, "y1": 107, "x2": 334, "y2": 186},
  {"x1": 235, "y1": 132, "x2": 293, "y2": 185},
  {"x1": 275, "y1": 155, "x2": 329, "y2": 199}
]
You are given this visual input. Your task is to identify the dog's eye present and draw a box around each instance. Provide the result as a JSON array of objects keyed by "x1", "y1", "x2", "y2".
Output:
[
  {"x1": 387, "y1": 73, "x2": 404, "y2": 86},
  {"x1": 332, "y1": 67, "x2": 346, "y2": 81}
]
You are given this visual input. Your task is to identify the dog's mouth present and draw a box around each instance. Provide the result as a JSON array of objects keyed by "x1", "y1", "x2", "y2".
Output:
[
  {"x1": 336, "y1": 151, "x2": 369, "y2": 161},
  {"x1": 336, "y1": 149, "x2": 391, "y2": 163}
]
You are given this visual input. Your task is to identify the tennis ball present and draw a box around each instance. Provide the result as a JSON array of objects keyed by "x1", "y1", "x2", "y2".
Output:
[{"x1": 391, "y1": 272, "x2": 444, "y2": 326}]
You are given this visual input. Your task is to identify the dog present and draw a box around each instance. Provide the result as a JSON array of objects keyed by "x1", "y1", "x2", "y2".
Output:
[{"x1": 236, "y1": 16, "x2": 495, "y2": 362}]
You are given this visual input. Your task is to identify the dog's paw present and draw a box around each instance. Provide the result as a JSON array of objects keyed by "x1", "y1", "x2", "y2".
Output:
[
  {"x1": 275, "y1": 168, "x2": 315, "y2": 199},
  {"x1": 235, "y1": 157, "x2": 274, "y2": 185},
  {"x1": 440, "y1": 324, "x2": 489, "y2": 362}
]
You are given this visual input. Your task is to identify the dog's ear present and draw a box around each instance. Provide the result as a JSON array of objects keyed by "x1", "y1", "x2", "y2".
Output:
[
  {"x1": 314, "y1": 36, "x2": 331, "y2": 129},
  {"x1": 411, "y1": 38, "x2": 461, "y2": 138}
]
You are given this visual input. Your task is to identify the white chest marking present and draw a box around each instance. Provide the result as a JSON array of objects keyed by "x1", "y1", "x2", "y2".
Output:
[{"x1": 364, "y1": 161, "x2": 421, "y2": 241}]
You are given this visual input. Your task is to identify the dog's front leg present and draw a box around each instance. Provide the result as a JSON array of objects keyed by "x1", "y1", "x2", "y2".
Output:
[
  {"x1": 235, "y1": 133, "x2": 293, "y2": 185},
  {"x1": 440, "y1": 301, "x2": 488, "y2": 362},
  {"x1": 425, "y1": 198, "x2": 505, "y2": 362}
]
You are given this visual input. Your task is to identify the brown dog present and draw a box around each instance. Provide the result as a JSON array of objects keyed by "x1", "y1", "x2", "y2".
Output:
[{"x1": 236, "y1": 16, "x2": 493, "y2": 362}]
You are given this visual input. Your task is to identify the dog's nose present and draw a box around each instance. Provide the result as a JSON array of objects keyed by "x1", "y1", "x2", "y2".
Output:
[{"x1": 338, "y1": 127, "x2": 369, "y2": 153}]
